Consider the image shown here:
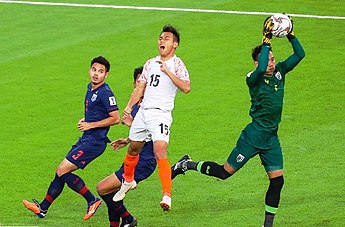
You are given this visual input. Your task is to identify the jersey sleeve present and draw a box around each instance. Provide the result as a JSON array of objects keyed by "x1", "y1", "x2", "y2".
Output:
[
  {"x1": 246, "y1": 45, "x2": 270, "y2": 87},
  {"x1": 138, "y1": 59, "x2": 152, "y2": 83},
  {"x1": 278, "y1": 37, "x2": 305, "y2": 75},
  {"x1": 100, "y1": 89, "x2": 119, "y2": 113},
  {"x1": 174, "y1": 57, "x2": 190, "y2": 82}
]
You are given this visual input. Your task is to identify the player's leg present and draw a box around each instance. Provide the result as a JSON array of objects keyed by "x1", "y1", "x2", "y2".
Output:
[
  {"x1": 260, "y1": 142, "x2": 284, "y2": 227},
  {"x1": 97, "y1": 173, "x2": 136, "y2": 227},
  {"x1": 99, "y1": 152, "x2": 155, "y2": 227},
  {"x1": 153, "y1": 140, "x2": 172, "y2": 211},
  {"x1": 54, "y1": 158, "x2": 101, "y2": 220},
  {"x1": 22, "y1": 139, "x2": 84, "y2": 218},
  {"x1": 114, "y1": 109, "x2": 150, "y2": 202},
  {"x1": 123, "y1": 141, "x2": 143, "y2": 182},
  {"x1": 198, "y1": 161, "x2": 235, "y2": 178},
  {"x1": 113, "y1": 141, "x2": 144, "y2": 202},
  {"x1": 22, "y1": 151, "x2": 79, "y2": 218},
  {"x1": 263, "y1": 170, "x2": 284, "y2": 227},
  {"x1": 122, "y1": 108, "x2": 147, "y2": 183},
  {"x1": 119, "y1": 146, "x2": 156, "y2": 226},
  {"x1": 148, "y1": 110, "x2": 173, "y2": 211},
  {"x1": 60, "y1": 140, "x2": 107, "y2": 220},
  {"x1": 172, "y1": 155, "x2": 234, "y2": 180},
  {"x1": 44, "y1": 159, "x2": 79, "y2": 207},
  {"x1": 172, "y1": 128, "x2": 255, "y2": 180},
  {"x1": 97, "y1": 174, "x2": 121, "y2": 227},
  {"x1": 97, "y1": 173, "x2": 121, "y2": 195}
]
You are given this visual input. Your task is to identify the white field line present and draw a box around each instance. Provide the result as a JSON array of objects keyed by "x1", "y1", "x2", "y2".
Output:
[{"x1": 0, "y1": 0, "x2": 344, "y2": 20}]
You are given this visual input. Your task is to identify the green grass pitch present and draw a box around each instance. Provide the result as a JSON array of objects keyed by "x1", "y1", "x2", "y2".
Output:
[{"x1": 0, "y1": 0, "x2": 344, "y2": 226}]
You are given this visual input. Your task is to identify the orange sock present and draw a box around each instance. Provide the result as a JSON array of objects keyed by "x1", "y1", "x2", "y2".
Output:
[
  {"x1": 157, "y1": 159, "x2": 172, "y2": 197},
  {"x1": 123, "y1": 153, "x2": 139, "y2": 182}
]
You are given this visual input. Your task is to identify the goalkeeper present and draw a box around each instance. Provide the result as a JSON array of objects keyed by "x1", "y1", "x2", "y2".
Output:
[{"x1": 171, "y1": 16, "x2": 305, "y2": 227}]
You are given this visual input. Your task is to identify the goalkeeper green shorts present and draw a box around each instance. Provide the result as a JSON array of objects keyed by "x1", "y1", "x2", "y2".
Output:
[{"x1": 226, "y1": 122, "x2": 283, "y2": 172}]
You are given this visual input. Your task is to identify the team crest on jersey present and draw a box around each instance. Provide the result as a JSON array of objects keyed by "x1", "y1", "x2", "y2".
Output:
[
  {"x1": 274, "y1": 71, "x2": 282, "y2": 80},
  {"x1": 236, "y1": 154, "x2": 245, "y2": 163},
  {"x1": 91, "y1": 94, "x2": 97, "y2": 102}
]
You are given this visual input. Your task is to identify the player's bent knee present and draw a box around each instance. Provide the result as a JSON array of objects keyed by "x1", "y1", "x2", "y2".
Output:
[
  {"x1": 96, "y1": 179, "x2": 113, "y2": 195},
  {"x1": 128, "y1": 141, "x2": 144, "y2": 155},
  {"x1": 96, "y1": 182, "x2": 115, "y2": 195},
  {"x1": 96, "y1": 183, "x2": 103, "y2": 195},
  {"x1": 56, "y1": 159, "x2": 78, "y2": 177},
  {"x1": 56, "y1": 167, "x2": 68, "y2": 177}
]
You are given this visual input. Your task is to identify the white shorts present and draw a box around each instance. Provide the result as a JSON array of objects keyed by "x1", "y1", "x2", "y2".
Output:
[{"x1": 129, "y1": 108, "x2": 173, "y2": 143}]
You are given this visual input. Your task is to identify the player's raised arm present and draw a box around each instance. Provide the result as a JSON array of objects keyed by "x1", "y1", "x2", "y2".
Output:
[
  {"x1": 282, "y1": 17, "x2": 306, "y2": 73},
  {"x1": 262, "y1": 16, "x2": 273, "y2": 46},
  {"x1": 247, "y1": 17, "x2": 273, "y2": 87}
]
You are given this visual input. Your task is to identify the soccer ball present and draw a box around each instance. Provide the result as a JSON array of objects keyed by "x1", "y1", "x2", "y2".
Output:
[{"x1": 271, "y1": 13, "x2": 292, "y2": 38}]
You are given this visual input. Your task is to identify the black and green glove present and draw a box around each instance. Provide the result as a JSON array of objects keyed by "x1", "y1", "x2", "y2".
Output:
[{"x1": 262, "y1": 16, "x2": 273, "y2": 45}]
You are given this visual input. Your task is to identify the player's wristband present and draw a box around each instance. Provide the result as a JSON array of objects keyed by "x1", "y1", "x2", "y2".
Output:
[
  {"x1": 287, "y1": 32, "x2": 295, "y2": 40},
  {"x1": 262, "y1": 36, "x2": 272, "y2": 46}
]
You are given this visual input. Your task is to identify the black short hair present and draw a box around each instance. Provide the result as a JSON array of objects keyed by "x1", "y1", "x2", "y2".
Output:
[
  {"x1": 91, "y1": 56, "x2": 110, "y2": 72},
  {"x1": 133, "y1": 66, "x2": 143, "y2": 82},
  {"x1": 162, "y1": 25, "x2": 180, "y2": 44},
  {"x1": 251, "y1": 45, "x2": 272, "y2": 61}
]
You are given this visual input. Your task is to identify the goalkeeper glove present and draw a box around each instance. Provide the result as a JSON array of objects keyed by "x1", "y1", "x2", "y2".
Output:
[
  {"x1": 262, "y1": 16, "x2": 273, "y2": 45},
  {"x1": 284, "y1": 13, "x2": 295, "y2": 39}
]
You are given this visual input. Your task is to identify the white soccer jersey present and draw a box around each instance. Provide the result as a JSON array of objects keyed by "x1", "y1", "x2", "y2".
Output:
[{"x1": 138, "y1": 55, "x2": 190, "y2": 111}]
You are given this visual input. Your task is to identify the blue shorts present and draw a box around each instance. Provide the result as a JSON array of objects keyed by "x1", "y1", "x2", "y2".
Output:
[
  {"x1": 66, "y1": 138, "x2": 107, "y2": 169},
  {"x1": 115, "y1": 155, "x2": 156, "y2": 184}
]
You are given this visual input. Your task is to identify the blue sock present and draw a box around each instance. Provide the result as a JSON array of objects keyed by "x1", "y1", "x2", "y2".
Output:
[
  {"x1": 100, "y1": 193, "x2": 133, "y2": 225},
  {"x1": 100, "y1": 193, "x2": 121, "y2": 225},
  {"x1": 116, "y1": 200, "x2": 133, "y2": 224},
  {"x1": 60, "y1": 172, "x2": 95, "y2": 203},
  {"x1": 40, "y1": 173, "x2": 65, "y2": 210}
]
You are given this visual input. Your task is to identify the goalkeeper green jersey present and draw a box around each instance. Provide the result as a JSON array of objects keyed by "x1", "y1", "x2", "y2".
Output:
[{"x1": 246, "y1": 38, "x2": 305, "y2": 131}]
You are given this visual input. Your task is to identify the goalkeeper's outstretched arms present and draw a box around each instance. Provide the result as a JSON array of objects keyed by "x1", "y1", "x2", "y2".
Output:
[{"x1": 283, "y1": 15, "x2": 306, "y2": 73}]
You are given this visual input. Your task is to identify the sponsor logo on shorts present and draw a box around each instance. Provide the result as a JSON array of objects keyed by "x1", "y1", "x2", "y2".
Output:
[{"x1": 236, "y1": 154, "x2": 245, "y2": 163}]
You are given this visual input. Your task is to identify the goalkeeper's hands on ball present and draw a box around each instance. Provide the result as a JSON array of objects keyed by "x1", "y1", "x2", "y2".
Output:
[
  {"x1": 262, "y1": 16, "x2": 273, "y2": 45},
  {"x1": 286, "y1": 15, "x2": 295, "y2": 39}
]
